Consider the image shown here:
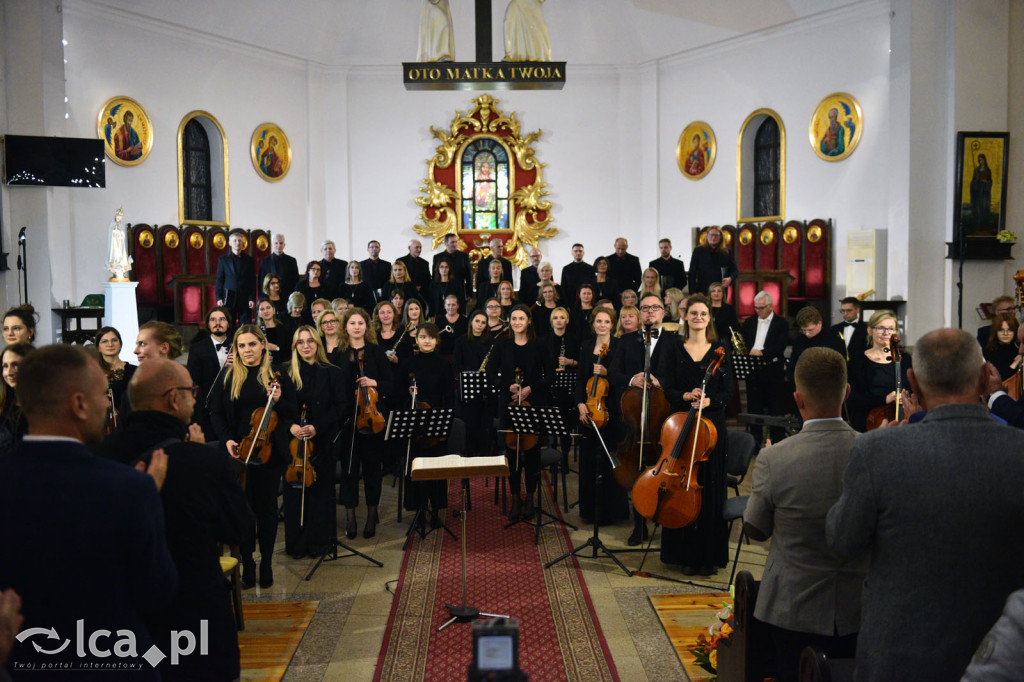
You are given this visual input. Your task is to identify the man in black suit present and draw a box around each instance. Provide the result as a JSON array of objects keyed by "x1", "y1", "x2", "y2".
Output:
[
  {"x1": 606, "y1": 237, "x2": 642, "y2": 293},
  {"x1": 649, "y1": 238, "x2": 688, "y2": 292},
  {"x1": 609, "y1": 292, "x2": 679, "y2": 546},
  {"x1": 361, "y1": 239, "x2": 392, "y2": 301},
  {"x1": 215, "y1": 231, "x2": 257, "y2": 324},
  {"x1": 98, "y1": 359, "x2": 253, "y2": 682},
  {"x1": 318, "y1": 240, "x2": 347, "y2": 298},
  {"x1": 474, "y1": 236, "x2": 514, "y2": 293},
  {"x1": 830, "y1": 297, "x2": 868, "y2": 360},
  {"x1": 257, "y1": 233, "x2": 300, "y2": 296},
  {"x1": 560, "y1": 243, "x2": 595, "y2": 305},
  {"x1": 976, "y1": 295, "x2": 1016, "y2": 346},
  {"x1": 742, "y1": 290, "x2": 790, "y2": 442},
  {"x1": 518, "y1": 247, "x2": 543, "y2": 302},
  {"x1": 396, "y1": 238, "x2": 432, "y2": 297},
  {"x1": 0, "y1": 345, "x2": 176, "y2": 677},
  {"x1": 187, "y1": 306, "x2": 233, "y2": 436},
  {"x1": 787, "y1": 306, "x2": 847, "y2": 383},
  {"x1": 432, "y1": 233, "x2": 474, "y2": 302}
]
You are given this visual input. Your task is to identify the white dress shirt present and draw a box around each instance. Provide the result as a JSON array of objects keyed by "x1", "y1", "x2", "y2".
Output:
[{"x1": 753, "y1": 312, "x2": 774, "y2": 352}]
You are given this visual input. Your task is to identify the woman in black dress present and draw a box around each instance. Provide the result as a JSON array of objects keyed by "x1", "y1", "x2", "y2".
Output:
[
  {"x1": 453, "y1": 311, "x2": 496, "y2": 459},
  {"x1": 488, "y1": 304, "x2": 555, "y2": 520},
  {"x1": 428, "y1": 258, "x2": 465, "y2": 318},
  {"x1": 689, "y1": 227, "x2": 738, "y2": 295},
  {"x1": 659, "y1": 294, "x2": 733, "y2": 575},
  {"x1": 575, "y1": 307, "x2": 629, "y2": 523},
  {"x1": 210, "y1": 324, "x2": 298, "y2": 588},
  {"x1": 847, "y1": 310, "x2": 912, "y2": 432},
  {"x1": 337, "y1": 307, "x2": 393, "y2": 539},
  {"x1": 295, "y1": 260, "x2": 333, "y2": 303},
  {"x1": 0, "y1": 343, "x2": 33, "y2": 455},
  {"x1": 256, "y1": 298, "x2": 289, "y2": 364},
  {"x1": 317, "y1": 308, "x2": 345, "y2": 366},
  {"x1": 384, "y1": 261, "x2": 421, "y2": 310},
  {"x1": 395, "y1": 298, "x2": 425, "y2": 361},
  {"x1": 592, "y1": 257, "x2": 620, "y2": 308},
  {"x1": 984, "y1": 313, "x2": 1022, "y2": 381},
  {"x1": 570, "y1": 283, "x2": 597, "y2": 341},
  {"x1": 283, "y1": 326, "x2": 348, "y2": 557},
  {"x1": 435, "y1": 295, "x2": 468, "y2": 358},
  {"x1": 531, "y1": 282, "x2": 559, "y2": 340},
  {"x1": 263, "y1": 274, "x2": 288, "y2": 318},
  {"x1": 497, "y1": 281, "x2": 517, "y2": 320},
  {"x1": 339, "y1": 261, "x2": 375, "y2": 312},
  {"x1": 708, "y1": 281, "x2": 739, "y2": 348},
  {"x1": 94, "y1": 326, "x2": 135, "y2": 411},
  {"x1": 397, "y1": 323, "x2": 457, "y2": 525}
]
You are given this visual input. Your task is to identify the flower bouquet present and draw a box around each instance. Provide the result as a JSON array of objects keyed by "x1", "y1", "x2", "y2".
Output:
[{"x1": 687, "y1": 603, "x2": 735, "y2": 680}]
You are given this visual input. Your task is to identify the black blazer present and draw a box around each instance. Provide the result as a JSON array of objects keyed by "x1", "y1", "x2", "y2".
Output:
[
  {"x1": 318, "y1": 258, "x2": 348, "y2": 296},
  {"x1": 560, "y1": 261, "x2": 596, "y2": 305},
  {"x1": 689, "y1": 247, "x2": 738, "y2": 295},
  {"x1": 397, "y1": 254, "x2": 432, "y2": 294},
  {"x1": 475, "y1": 255, "x2": 514, "y2": 290},
  {"x1": 741, "y1": 314, "x2": 790, "y2": 364},
  {"x1": 608, "y1": 329, "x2": 679, "y2": 393},
  {"x1": 433, "y1": 250, "x2": 474, "y2": 301},
  {"x1": 519, "y1": 265, "x2": 540, "y2": 302},
  {"x1": 215, "y1": 253, "x2": 257, "y2": 312},
  {"x1": 649, "y1": 256, "x2": 688, "y2": 292},
  {"x1": 361, "y1": 258, "x2": 392, "y2": 293},
  {"x1": 487, "y1": 337, "x2": 554, "y2": 406},
  {"x1": 787, "y1": 328, "x2": 848, "y2": 382},
  {"x1": 187, "y1": 335, "x2": 229, "y2": 415},
  {"x1": 605, "y1": 252, "x2": 642, "y2": 293},
  {"x1": 258, "y1": 252, "x2": 300, "y2": 296},
  {"x1": 831, "y1": 321, "x2": 869, "y2": 360}
]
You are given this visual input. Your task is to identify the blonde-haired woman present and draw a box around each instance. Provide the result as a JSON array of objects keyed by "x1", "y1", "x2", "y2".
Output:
[
  {"x1": 615, "y1": 305, "x2": 641, "y2": 337},
  {"x1": 210, "y1": 324, "x2": 297, "y2": 589},
  {"x1": 282, "y1": 326, "x2": 347, "y2": 558},
  {"x1": 639, "y1": 267, "x2": 662, "y2": 302},
  {"x1": 317, "y1": 308, "x2": 344, "y2": 366},
  {"x1": 847, "y1": 310, "x2": 912, "y2": 432}
]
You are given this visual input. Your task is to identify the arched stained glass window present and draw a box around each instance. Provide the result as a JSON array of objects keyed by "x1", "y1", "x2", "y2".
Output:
[
  {"x1": 460, "y1": 138, "x2": 511, "y2": 231},
  {"x1": 182, "y1": 119, "x2": 212, "y2": 222},
  {"x1": 753, "y1": 118, "x2": 780, "y2": 218}
]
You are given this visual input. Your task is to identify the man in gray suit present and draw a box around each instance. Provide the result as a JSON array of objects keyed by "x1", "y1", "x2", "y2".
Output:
[
  {"x1": 744, "y1": 347, "x2": 866, "y2": 682},
  {"x1": 827, "y1": 328, "x2": 1024, "y2": 682}
]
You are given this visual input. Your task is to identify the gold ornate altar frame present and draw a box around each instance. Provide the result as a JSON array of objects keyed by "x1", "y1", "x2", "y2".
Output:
[{"x1": 414, "y1": 95, "x2": 556, "y2": 268}]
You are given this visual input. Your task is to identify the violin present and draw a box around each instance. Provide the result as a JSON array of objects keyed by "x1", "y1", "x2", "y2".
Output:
[
  {"x1": 355, "y1": 349, "x2": 385, "y2": 435},
  {"x1": 583, "y1": 344, "x2": 610, "y2": 429},
  {"x1": 612, "y1": 327, "x2": 672, "y2": 490},
  {"x1": 286, "y1": 405, "x2": 316, "y2": 527},
  {"x1": 239, "y1": 371, "x2": 281, "y2": 466},
  {"x1": 505, "y1": 367, "x2": 538, "y2": 458},
  {"x1": 104, "y1": 387, "x2": 119, "y2": 435},
  {"x1": 866, "y1": 334, "x2": 904, "y2": 430},
  {"x1": 632, "y1": 347, "x2": 725, "y2": 528},
  {"x1": 410, "y1": 374, "x2": 440, "y2": 447}
]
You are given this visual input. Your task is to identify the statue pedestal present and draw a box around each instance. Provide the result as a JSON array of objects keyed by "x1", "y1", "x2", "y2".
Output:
[{"x1": 103, "y1": 281, "x2": 139, "y2": 364}]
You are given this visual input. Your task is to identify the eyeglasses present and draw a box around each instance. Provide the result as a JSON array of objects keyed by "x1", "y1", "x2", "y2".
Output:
[
  {"x1": 754, "y1": 304, "x2": 771, "y2": 311},
  {"x1": 486, "y1": 304, "x2": 500, "y2": 309},
  {"x1": 163, "y1": 386, "x2": 198, "y2": 398},
  {"x1": 639, "y1": 305, "x2": 664, "y2": 312},
  {"x1": 874, "y1": 326, "x2": 897, "y2": 334},
  {"x1": 688, "y1": 311, "x2": 709, "y2": 318},
  {"x1": 322, "y1": 320, "x2": 338, "y2": 326}
]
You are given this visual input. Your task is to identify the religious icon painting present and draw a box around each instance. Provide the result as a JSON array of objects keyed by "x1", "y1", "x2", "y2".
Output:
[
  {"x1": 677, "y1": 121, "x2": 716, "y2": 180},
  {"x1": 954, "y1": 131, "x2": 1009, "y2": 240},
  {"x1": 250, "y1": 123, "x2": 292, "y2": 182},
  {"x1": 97, "y1": 96, "x2": 153, "y2": 167},
  {"x1": 809, "y1": 93, "x2": 863, "y2": 162}
]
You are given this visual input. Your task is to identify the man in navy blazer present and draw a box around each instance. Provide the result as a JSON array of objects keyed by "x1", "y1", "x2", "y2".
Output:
[
  {"x1": 741, "y1": 290, "x2": 791, "y2": 441},
  {"x1": 0, "y1": 345, "x2": 176, "y2": 678},
  {"x1": 257, "y1": 233, "x2": 300, "y2": 296},
  {"x1": 215, "y1": 231, "x2": 257, "y2": 324},
  {"x1": 828, "y1": 329, "x2": 1024, "y2": 681}
]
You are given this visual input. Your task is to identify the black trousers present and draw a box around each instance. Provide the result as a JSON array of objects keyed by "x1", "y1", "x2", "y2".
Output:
[
  {"x1": 507, "y1": 443, "x2": 540, "y2": 497},
  {"x1": 339, "y1": 430, "x2": 383, "y2": 508},
  {"x1": 242, "y1": 463, "x2": 283, "y2": 567},
  {"x1": 770, "y1": 624, "x2": 858, "y2": 682},
  {"x1": 283, "y1": 447, "x2": 336, "y2": 555},
  {"x1": 745, "y1": 364, "x2": 786, "y2": 442}
]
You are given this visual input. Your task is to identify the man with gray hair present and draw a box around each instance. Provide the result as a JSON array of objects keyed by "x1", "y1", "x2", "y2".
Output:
[
  {"x1": 740, "y1": 290, "x2": 789, "y2": 441},
  {"x1": 745, "y1": 347, "x2": 864, "y2": 682},
  {"x1": 258, "y1": 232, "x2": 299, "y2": 295},
  {"x1": 827, "y1": 328, "x2": 1024, "y2": 681},
  {"x1": 474, "y1": 236, "x2": 513, "y2": 293},
  {"x1": 318, "y1": 239, "x2": 348, "y2": 297},
  {"x1": 396, "y1": 238, "x2": 432, "y2": 296}
]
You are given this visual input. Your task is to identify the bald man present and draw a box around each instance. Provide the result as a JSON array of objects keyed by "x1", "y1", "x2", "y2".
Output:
[
  {"x1": 98, "y1": 359, "x2": 252, "y2": 681},
  {"x1": 396, "y1": 238, "x2": 432, "y2": 295},
  {"x1": 606, "y1": 237, "x2": 642, "y2": 293},
  {"x1": 0, "y1": 345, "x2": 176, "y2": 677}
]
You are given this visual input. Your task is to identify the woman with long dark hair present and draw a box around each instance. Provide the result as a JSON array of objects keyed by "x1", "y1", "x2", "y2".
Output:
[
  {"x1": 592, "y1": 257, "x2": 620, "y2": 307},
  {"x1": 296, "y1": 261, "x2": 332, "y2": 302},
  {"x1": 0, "y1": 342, "x2": 34, "y2": 455},
  {"x1": 94, "y1": 326, "x2": 135, "y2": 409},
  {"x1": 210, "y1": 325, "x2": 297, "y2": 589},
  {"x1": 453, "y1": 310, "x2": 496, "y2": 459}
]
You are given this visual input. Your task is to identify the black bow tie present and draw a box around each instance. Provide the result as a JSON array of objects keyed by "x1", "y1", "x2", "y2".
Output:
[
  {"x1": 215, "y1": 342, "x2": 229, "y2": 351},
  {"x1": 641, "y1": 330, "x2": 659, "y2": 340}
]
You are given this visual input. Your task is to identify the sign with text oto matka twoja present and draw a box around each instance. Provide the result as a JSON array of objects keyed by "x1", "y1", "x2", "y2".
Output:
[{"x1": 402, "y1": 61, "x2": 566, "y2": 91}]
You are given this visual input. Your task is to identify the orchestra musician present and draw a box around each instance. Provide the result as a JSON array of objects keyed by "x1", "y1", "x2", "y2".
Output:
[
  {"x1": 256, "y1": 297, "x2": 289, "y2": 364},
  {"x1": 283, "y1": 326, "x2": 348, "y2": 557},
  {"x1": 983, "y1": 313, "x2": 1022, "y2": 381},
  {"x1": 337, "y1": 307, "x2": 393, "y2": 539},
  {"x1": 317, "y1": 308, "x2": 345, "y2": 366},
  {"x1": 373, "y1": 301, "x2": 404, "y2": 361},
  {"x1": 339, "y1": 260, "x2": 376, "y2": 312},
  {"x1": 531, "y1": 281, "x2": 560, "y2": 339},
  {"x1": 209, "y1": 324, "x2": 297, "y2": 589},
  {"x1": 488, "y1": 304, "x2": 555, "y2": 521},
  {"x1": 0, "y1": 343, "x2": 33, "y2": 456},
  {"x1": 741, "y1": 291, "x2": 790, "y2": 442},
  {"x1": 830, "y1": 297, "x2": 868, "y2": 359},
  {"x1": 659, "y1": 294, "x2": 733, "y2": 576},
  {"x1": 394, "y1": 298, "x2": 426, "y2": 361},
  {"x1": 453, "y1": 310, "x2": 497, "y2": 460},
  {"x1": 187, "y1": 307, "x2": 233, "y2": 436},
  {"x1": 435, "y1": 295, "x2": 468, "y2": 357},
  {"x1": 847, "y1": 310, "x2": 912, "y2": 432},
  {"x1": 428, "y1": 258, "x2": 465, "y2": 318},
  {"x1": 575, "y1": 307, "x2": 629, "y2": 523},
  {"x1": 708, "y1": 282, "x2": 739, "y2": 346},
  {"x1": 94, "y1": 326, "x2": 135, "y2": 410},
  {"x1": 608, "y1": 292, "x2": 679, "y2": 545}
]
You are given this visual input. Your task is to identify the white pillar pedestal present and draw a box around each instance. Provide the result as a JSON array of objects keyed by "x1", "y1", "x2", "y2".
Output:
[{"x1": 103, "y1": 281, "x2": 139, "y2": 365}]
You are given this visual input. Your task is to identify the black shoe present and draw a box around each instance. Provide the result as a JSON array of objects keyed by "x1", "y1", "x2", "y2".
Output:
[
  {"x1": 627, "y1": 521, "x2": 649, "y2": 547},
  {"x1": 508, "y1": 498, "x2": 522, "y2": 522},
  {"x1": 523, "y1": 497, "x2": 535, "y2": 519},
  {"x1": 241, "y1": 561, "x2": 256, "y2": 589},
  {"x1": 681, "y1": 565, "x2": 698, "y2": 576},
  {"x1": 287, "y1": 550, "x2": 307, "y2": 560},
  {"x1": 363, "y1": 520, "x2": 377, "y2": 539},
  {"x1": 697, "y1": 565, "x2": 715, "y2": 577},
  {"x1": 259, "y1": 562, "x2": 273, "y2": 588}
]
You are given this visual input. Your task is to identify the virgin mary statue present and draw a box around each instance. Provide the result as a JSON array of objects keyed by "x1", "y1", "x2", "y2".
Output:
[
  {"x1": 417, "y1": 0, "x2": 455, "y2": 62},
  {"x1": 106, "y1": 207, "x2": 132, "y2": 281},
  {"x1": 503, "y1": 0, "x2": 551, "y2": 62}
]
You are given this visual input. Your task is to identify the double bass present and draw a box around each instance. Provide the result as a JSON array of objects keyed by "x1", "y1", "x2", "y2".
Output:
[
  {"x1": 866, "y1": 334, "x2": 903, "y2": 430},
  {"x1": 240, "y1": 371, "x2": 282, "y2": 465},
  {"x1": 612, "y1": 326, "x2": 672, "y2": 489},
  {"x1": 632, "y1": 348, "x2": 725, "y2": 528},
  {"x1": 285, "y1": 405, "x2": 316, "y2": 526}
]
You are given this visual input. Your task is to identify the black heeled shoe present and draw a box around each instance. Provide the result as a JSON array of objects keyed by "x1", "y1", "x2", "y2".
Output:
[
  {"x1": 627, "y1": 519, "x2": 649, "y2": 547},
  {"x1": 363, "y1": 505, "x2": 378, "y2": 538},
  {"x1": 259, "y1": 560, "x2": 273, "y2": 588},
  {"x1": 345, "y1": 508, "x2": 358, "y2": 540},
  {"x1": 241, "y1": 560, "x2": 256, "y2": 590}
]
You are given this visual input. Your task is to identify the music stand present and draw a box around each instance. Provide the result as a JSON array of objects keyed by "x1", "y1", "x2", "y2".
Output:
[
  {"x1": 544, "y1": 420, "x2": 632, "y2": 576},
  {"x1": 551, "y1": 369, "x2": 577, "y2": 396},
  {"x1": 386, "y1": 407, "x2": 458, "y2": 549},
  {"x1": 504, "y1": 405, "x2": 578, "y2": 544},
  {"x1": 730, "y1": 354, "x2": 765, "y2": 381},
  {"x1": 412, "y1": 457, "x2": 511, "y2": 630},
  {"x1": 459, "y1": 371, "x2": 490, "y2": 402}
]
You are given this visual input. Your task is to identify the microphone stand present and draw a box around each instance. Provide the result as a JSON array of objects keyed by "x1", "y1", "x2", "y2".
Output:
[{"x1": 17, "y1": 227, "x2": 27, "y2": 305}]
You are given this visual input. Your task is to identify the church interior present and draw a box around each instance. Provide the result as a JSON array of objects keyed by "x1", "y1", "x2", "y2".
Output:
[{"x1": 1, "y1": 1, "x2": 1023, "y2": 680}]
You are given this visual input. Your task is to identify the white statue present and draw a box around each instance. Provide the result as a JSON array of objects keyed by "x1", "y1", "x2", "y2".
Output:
[
  {"x1": 105, "y1": 207, "x2": 132, "y2": 281},
  {"x1": 503, "y1": 0, "x2": 551, "y2": 62},
  {"x1": 417, "y1": 0, "x2": 455, "y2": 62}
]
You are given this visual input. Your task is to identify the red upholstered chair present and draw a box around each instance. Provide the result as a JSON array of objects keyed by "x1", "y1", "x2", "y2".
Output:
[
  {"x1": 250, "y1": 230, "x2": 271, "y2": 283},
  {"x1": 721, "y1": 225, "x2": 737, "y2": 304},
  {"x1": 129, "y1": 224, "x2": 159, "y2": 308},
  {"x1": 158, "y1": 226, "x2": 184, "y2": 310},
  {"x1": 780, "y1": 221, "x2": 803, "y2": 299},
  {"x1": 802, "y1": 219, "x2": 830, "y2": 300},
  {"x1": 735, "y1": 226, "x2": 757, "y2": 318},
  {"x1": 207, "y1": 228, "x2": 230, "y2": 309},
  {"x1": 757, "y1": 223, "x2": 780, "y2": 271}
]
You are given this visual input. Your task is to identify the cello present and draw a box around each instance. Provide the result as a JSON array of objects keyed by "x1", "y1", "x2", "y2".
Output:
[
  {"x1": 239, "y1": 371, "x2": 281, "y2": 465},
  {"x1": 866, "y1": 334, "x2": 903, "y2": 430},
  {"x1": 632, "y1": 347, "x2": 725, "y2": 528},
  {"x1": 583, "y1": 344, "x2": 611, "y2": 429},
  {"x1": 612, "y1": 326, "x2": 672, "y2": 490},
  {"x1": 285, "y1": 405, "x2": 316, "y2": 527}
]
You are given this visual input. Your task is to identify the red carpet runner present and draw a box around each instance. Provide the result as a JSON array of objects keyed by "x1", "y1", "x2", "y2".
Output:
[{"x1": 374, "y1": 476, "x2": 619, "y2": 681}]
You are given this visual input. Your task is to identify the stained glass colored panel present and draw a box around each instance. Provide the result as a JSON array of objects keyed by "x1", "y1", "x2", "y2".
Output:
[
  {"x1": 498, "y1": 165, "x2": 508, "y2": 197},
  {"x1": 476, "y1": 213, "x2": 497, "y2": 231},
  {"x1": 498, "y1": 201, "x2": 509, "y2": 231},
  {"x1": 475, "y1": 182, "x2": 496, "y2": 211},
  {"x1": 462, "y1": 200, "x2": 473, "y2": 229},
  {"x1": 462, "y1": 165, "x2": 473, "y2": 193}
]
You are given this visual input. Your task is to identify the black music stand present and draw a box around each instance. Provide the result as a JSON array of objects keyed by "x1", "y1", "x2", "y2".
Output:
[
  {"x1": 730, "y1": 354, "x2": 765, "y2": 381},
  {"x1": 551, "y1": 369, "x2": 577, "y2": 397},
  {"x1": 544, "y1": 420, "x2": 631, "y2": 576},
  {"x1": 459, "y1": 371, "x2": 491, "y2": 402},
  {"x1": 503, "y1": 405, "x2": 578, "y2": 544},
  {"x1": 385, "y1": 407, "x2": 459, "y2": 549}
]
